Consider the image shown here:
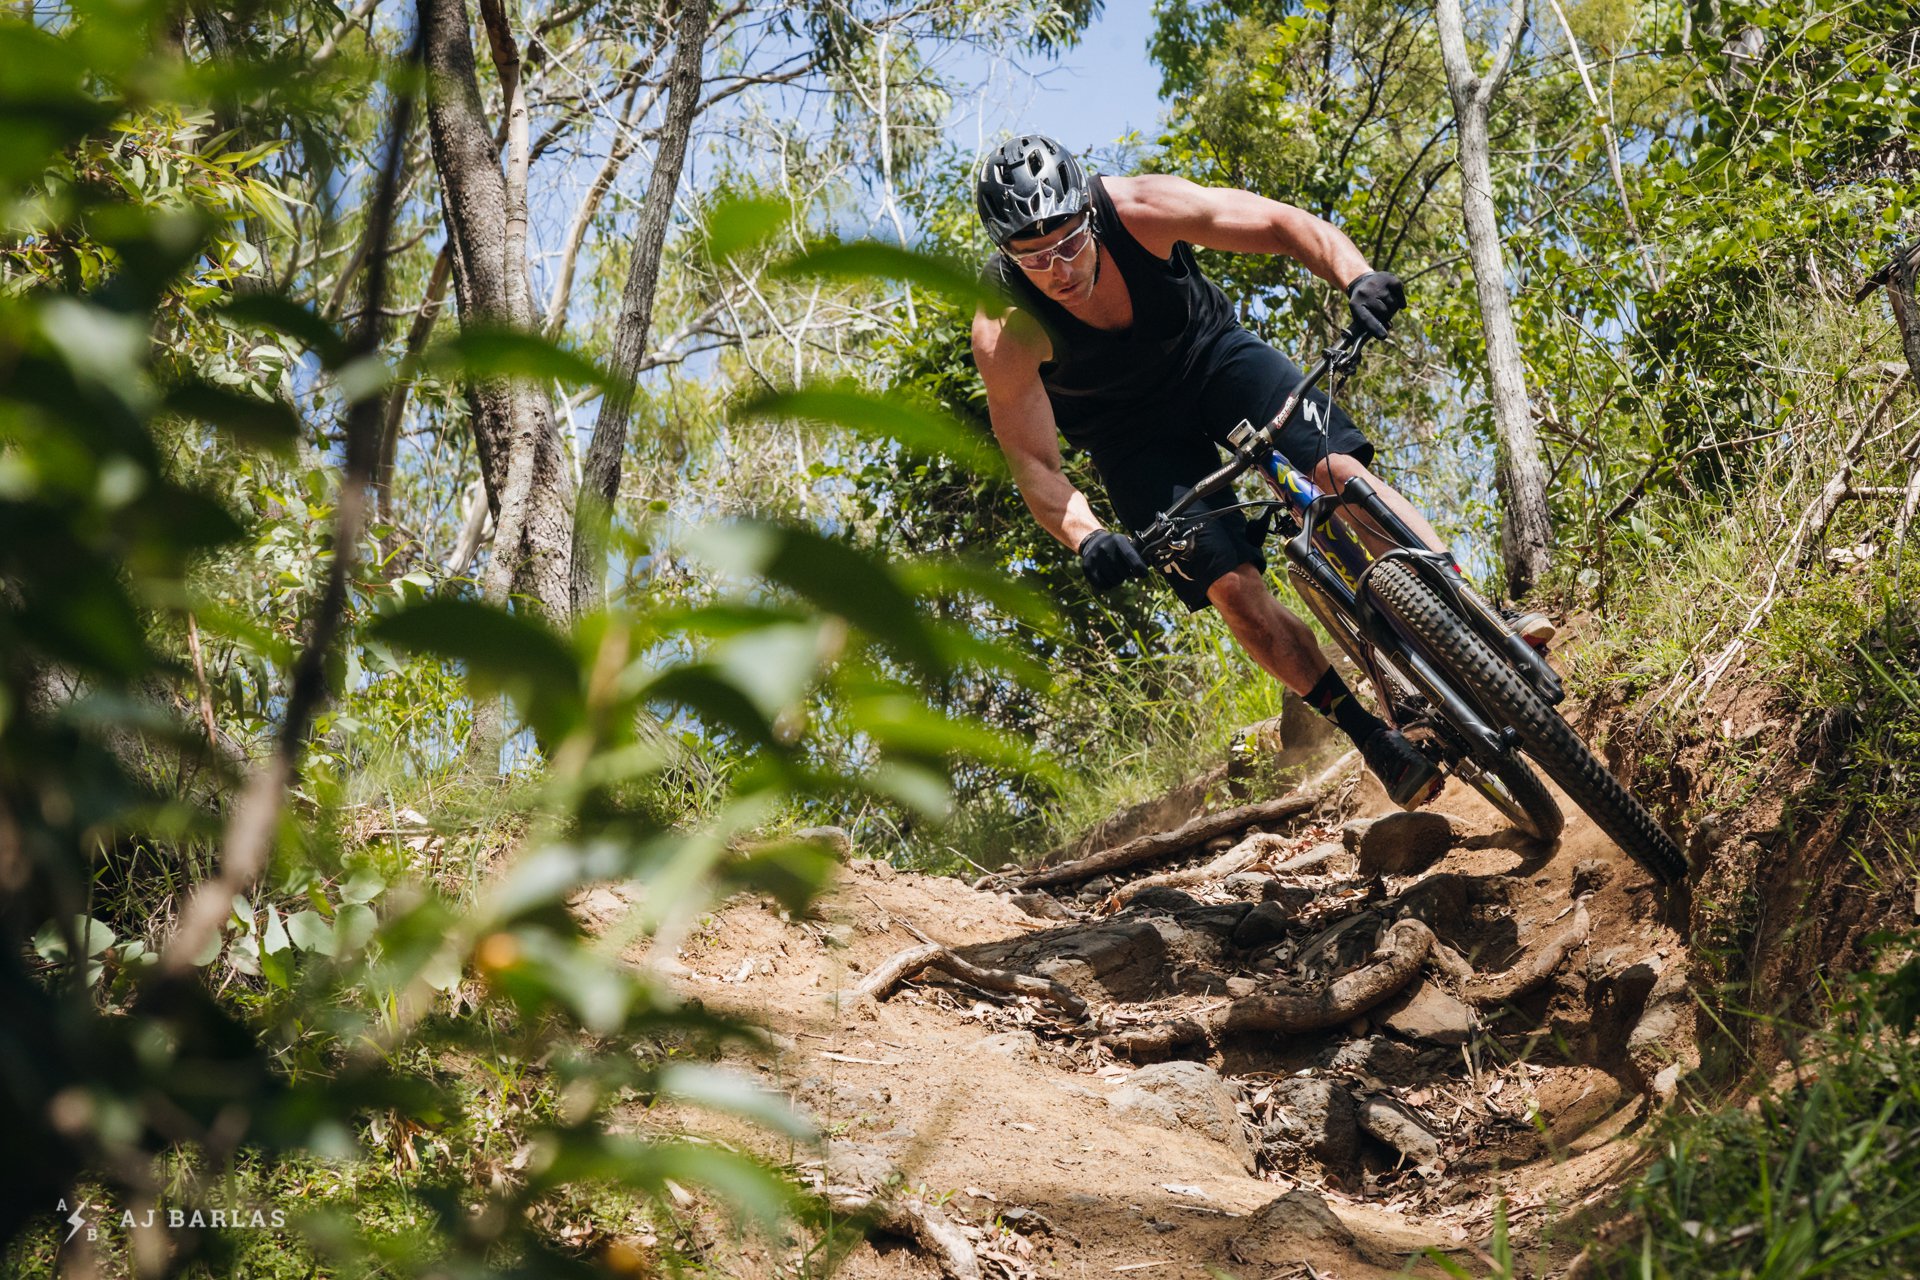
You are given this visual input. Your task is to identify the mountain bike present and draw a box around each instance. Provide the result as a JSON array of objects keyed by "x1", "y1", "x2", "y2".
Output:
[{"x1": 1130, "y1": 329, "x2": 1687, "y2": 884}]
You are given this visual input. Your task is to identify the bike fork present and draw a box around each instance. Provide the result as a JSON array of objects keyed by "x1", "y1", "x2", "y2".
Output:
[
  {"x1": 1281, "y1": 527, "x2": 1510, "y2": 760},
  {"x1": 1338, "y1": 477, "x2": 1565, "y2": 706}
]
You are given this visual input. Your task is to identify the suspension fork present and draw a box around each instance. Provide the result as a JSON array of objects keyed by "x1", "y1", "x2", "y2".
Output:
[
  {"x1": 1270, "y1": 475, "x2": 1510, "y2": 759},
  {"x1": 1335, "y1": 475, "x2": 1566, "y2": 706}
]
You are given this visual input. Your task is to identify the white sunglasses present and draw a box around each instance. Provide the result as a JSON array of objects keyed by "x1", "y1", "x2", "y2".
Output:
[{"x1": 1008, "y1": 215, "x2": 1095, "y2": 270}]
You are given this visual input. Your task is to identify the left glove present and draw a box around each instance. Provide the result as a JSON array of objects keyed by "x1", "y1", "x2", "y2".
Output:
[
  {"x1": 1345, "y1": 270, "x2": 1405, "y2": 339},
  {"x1": 1078, "y1": 529, "x2": 1152, "y2": 592}
]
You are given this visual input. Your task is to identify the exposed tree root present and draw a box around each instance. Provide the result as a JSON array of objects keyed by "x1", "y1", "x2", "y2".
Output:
[
  {"x1": 851, "y1": 942, "x2": 1089, "y2": 1020},
  {"x1": 1464, "y1": 904, "x2": 1591, "y2": 1007},
  {"x1": 824, "y1": 1187, "x2": 981, "y2": 1280},
  {"x1": 1107, "y1": 832, "x2": 1289, "y2": 908},
  {"x1": 1012, "y1": 787, "x2": 1326, "y2": 892},
  {"x1": 1108, "y1": 918, "x2": 1435, "y2": 1055},
  {"x1": 1269, "y1": 842, "x2": 1343, "y2": 877}
]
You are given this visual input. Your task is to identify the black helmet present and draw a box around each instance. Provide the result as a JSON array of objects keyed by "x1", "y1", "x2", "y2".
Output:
[{"x1": 975, "y1": 134, "x2": 1090, "y2": 246}]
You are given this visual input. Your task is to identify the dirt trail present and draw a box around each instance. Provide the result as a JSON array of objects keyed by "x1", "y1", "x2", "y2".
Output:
[{"x1": 598, "y1": 752, "x2": 1694, "y2": 1279}]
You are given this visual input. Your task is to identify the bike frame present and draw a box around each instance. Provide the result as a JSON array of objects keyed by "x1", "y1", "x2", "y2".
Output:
[{"x1": 1137, "y1": 330, "x2": 1565, "y2": 758}]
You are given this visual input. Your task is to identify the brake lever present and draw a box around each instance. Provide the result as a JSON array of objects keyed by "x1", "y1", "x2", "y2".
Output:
[
  {"x1": 1134, "y1": 516, "x2": 1190, "y2": 569},
  {"x1": 1328, "y1": 326, "x2": 1371, "y2": 376}
]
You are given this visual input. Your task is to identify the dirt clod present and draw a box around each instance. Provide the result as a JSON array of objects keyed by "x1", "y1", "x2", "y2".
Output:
[
  {"x1": 1231, "y1": 901, "x2": 1294, "y2": 949},
  {"x1": 1321, "y1": 1035, "x2": 1421, "y2": 1084},
  {"x1": 978, "y1": 1030, "x2": 1039, "y2": 1061},
  {"x1": 795, "y1": 825, "x2": 855, "y2": 860},
  {"x1": 1375, "y1": 978, "x2": 1477, "y2": 1045},
  {"x1": 1572, "y1": 858, "x2": 1613, "y2": 898},
  {"x1": 1229, "y1": 1189, "x2": 1357, "y2": 1254},
  {"x1": 1263, "y1": 1077, "x2": 1360, "y2": 1171},
  {"x1": 1356, "y1": 1095, "x2": 1442, "y2": 1164}
]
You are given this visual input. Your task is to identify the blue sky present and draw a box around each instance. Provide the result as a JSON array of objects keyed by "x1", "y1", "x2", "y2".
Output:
[{"x1": 943, "y1": 3, "x2": 1168, "y2": 160}]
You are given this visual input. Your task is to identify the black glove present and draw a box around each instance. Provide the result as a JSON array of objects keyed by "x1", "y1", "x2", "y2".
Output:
[
  {"x1": 1078, "y1": 529, "x2": 1151, "y2": 592},
  {"x1": 1345, "y1": 270, "x2": 1405, "y2": 339}
]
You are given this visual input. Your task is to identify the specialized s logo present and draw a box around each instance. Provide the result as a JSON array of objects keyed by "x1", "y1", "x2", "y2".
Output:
[{"x1": 1302, "y1": 396, "x2": 1327, "y2": 433}]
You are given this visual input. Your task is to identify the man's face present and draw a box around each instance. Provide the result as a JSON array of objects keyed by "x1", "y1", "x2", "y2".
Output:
[{"x1": 1007, "y1": 212, "x2": 1097, "y2": 303}]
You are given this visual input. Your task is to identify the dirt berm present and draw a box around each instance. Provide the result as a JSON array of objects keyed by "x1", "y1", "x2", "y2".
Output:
[{"x1": 583, "y1": 726, "x2": 1698, "y2": 1279}]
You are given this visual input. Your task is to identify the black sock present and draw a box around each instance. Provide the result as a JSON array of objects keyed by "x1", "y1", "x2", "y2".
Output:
[{"x1": 1306, "y1": 668, "x2": 1387, "y2": 746}]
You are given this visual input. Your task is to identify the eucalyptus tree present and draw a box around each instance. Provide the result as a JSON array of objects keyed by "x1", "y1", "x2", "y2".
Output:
[{"x1": 1434, "y1": 0, "x2": 1552, "y2": 594}]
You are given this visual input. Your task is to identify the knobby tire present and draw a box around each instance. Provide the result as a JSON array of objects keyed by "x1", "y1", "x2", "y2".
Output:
[
  {"x1": 1367, "y1": 560, "x2": 1688, "y2": 884},
  {"x1": 1287, "y1": 565, "x2": 1562, "y2": 842},
  {"x1": 1471, "y1": 747, "x2": 1564, "y2": 844}
]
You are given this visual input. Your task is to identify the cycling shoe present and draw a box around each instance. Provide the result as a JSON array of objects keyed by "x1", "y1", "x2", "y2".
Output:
[
  {"x1": 1361, "y1": 728, "x2": 1444, "y2": 809},
  {"x1": 1500, "y1": 607, "x2": 1557, "y2": 650}
]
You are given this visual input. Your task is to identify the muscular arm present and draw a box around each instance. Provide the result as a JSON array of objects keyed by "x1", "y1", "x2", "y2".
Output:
[
  {"x1": 1107, "y1": 173, "x2": 1372, "y2": 288},
  {"x1": 970, "y1": 307, "x2": 1104, "y2": 551}
]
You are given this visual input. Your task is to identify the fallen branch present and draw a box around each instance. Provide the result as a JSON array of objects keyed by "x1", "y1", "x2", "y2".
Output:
[
  {"x1": 824, "y1": 1187, "x2": 980, "y2": 1280},
  {"x1": 1107, "y1": 832, "x2": 1288, "y2": 908},
  {"x1": 1895, "y1": 464, "x2": 1920, "y2": 545},
  {"x1": 1012, "y1": 787, "x2": 1325, "y2": 892},
  {"x1": 850, "y1": 942, "x2": 1088, "y2": 1020},
  {"x1": 1108, "y1": 918, "x2": 1434, "y2": 1055},
  {"x1": 1463, "y1": 903, "x2": 1590, "y2": 1006}
]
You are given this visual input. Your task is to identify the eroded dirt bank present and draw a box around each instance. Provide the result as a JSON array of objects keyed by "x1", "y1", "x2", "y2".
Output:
[{"x1": 587, "y1": 742, "x2": 1697, "y2": 1279}]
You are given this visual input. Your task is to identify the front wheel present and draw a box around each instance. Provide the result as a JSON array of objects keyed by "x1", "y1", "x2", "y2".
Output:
[
  {"x1": 1367, "y1": 560, "x2": 1687, "y2": 884},
  {"x1": 1457, "y1": 750, "x2": 1564, "y2": 843},
  {"x1": 1290, "y1": 564, "x2": 1563, "y2": 842}
]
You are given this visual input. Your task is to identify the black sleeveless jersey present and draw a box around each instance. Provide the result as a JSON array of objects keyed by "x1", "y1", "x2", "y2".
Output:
[{"x1": 982, "y1": 174, "x2": 1240, "y2": 455}]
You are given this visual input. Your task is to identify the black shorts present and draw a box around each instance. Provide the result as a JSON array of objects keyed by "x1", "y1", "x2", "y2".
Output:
[{"x1": 1088, "y1": 329, "x2": 1376, "y2": 612}]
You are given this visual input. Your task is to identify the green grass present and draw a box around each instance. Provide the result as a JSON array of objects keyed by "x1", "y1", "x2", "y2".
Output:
[
  {"x1": 1596, "y1": 957, "x2": 1920, "y2": 1278},
  {"x1": 893, "y1": 607, "x2": 1295, "y2": 874}
]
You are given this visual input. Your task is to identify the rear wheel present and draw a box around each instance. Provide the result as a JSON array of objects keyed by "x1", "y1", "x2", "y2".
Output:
[
  {"x1": 1367, "y1": 560, "x2": 1687, "y2": 883},
  {"x1": 1456, "y1": 750, "x2": 1563, "y2": 843}
]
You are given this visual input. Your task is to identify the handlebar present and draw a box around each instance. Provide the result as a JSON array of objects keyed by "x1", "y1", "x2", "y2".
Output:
[{"x1": 1133, "y1": 327, "x2": 1374, "y2": 565}]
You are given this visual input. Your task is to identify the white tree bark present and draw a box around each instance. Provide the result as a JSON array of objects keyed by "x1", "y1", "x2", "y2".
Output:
[
  {"x1": 1436, "y1": 0, "x2": 1554, "y2": 596},
  {"x1": 468, "y1": 0, "x2": 563, "y2": 768}
]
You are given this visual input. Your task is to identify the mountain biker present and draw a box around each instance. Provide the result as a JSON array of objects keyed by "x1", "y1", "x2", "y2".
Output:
[{"x1": 970, "y1": 134, "x2": 1552, "y2": 809}]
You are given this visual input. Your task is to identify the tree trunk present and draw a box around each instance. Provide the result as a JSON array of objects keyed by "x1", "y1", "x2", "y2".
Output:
[
  {"x1": 374, "y1": 242, "x2": 452, "y2": 571},
  {"x1": 1885, "y1": 241, "x2": 1920, "y2": 389},
  {"x1": 570, "y1": 0, "x2": 709, "y2": 614},
  {"x1": 1436, "y1": 0, "x2": 1553, "y2": 597},
  {"x1": 419, "y1": 0, "x2": 574, "y2": 623}
]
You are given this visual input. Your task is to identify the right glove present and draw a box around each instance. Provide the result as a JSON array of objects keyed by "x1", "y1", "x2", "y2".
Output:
[
  {"x1": 1078, "y1": 529, "x2": 1151, "y2": 592},
  {"x1": 1344, "y1": 269, "x2": 1405, "y2": 339}
]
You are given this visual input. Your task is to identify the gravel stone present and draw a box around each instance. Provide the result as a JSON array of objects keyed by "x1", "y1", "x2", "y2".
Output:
[{"x1": 1108, "y1": 1061, "x2": 1255, "y2": 1171}]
